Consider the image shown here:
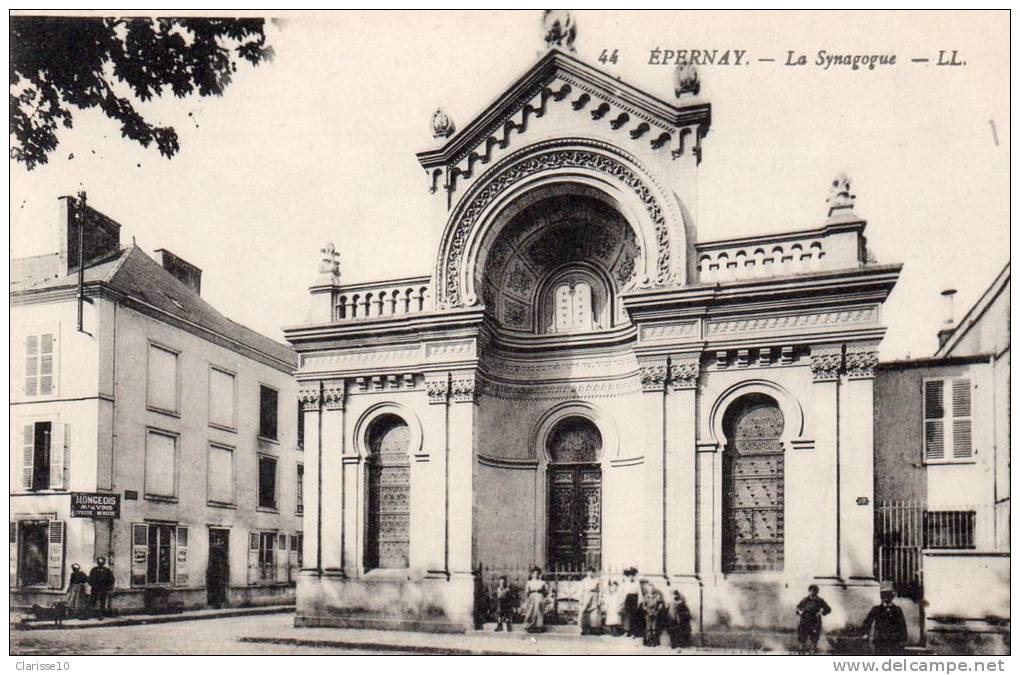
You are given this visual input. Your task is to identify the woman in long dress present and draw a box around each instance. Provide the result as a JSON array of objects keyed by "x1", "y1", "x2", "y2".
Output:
[
  {"x1": 65, "y1": 563, "x2": 89, "y2": 617},
  {"x1": 578, "y1": 567, "x2": 602, "y2": 635},
  {"x1": 522, "y1": 567, "x2": 548, "y2": 633}
]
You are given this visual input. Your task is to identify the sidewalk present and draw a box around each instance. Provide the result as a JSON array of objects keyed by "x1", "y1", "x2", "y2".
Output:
[
  {"x1": 12, "y1": 604, "x2": 294, "y2": 631},
  {"x1": 241, "y1": 624, "x2": 780, "y2": 655}
]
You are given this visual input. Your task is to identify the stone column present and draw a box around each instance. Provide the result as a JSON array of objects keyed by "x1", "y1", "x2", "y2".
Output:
[
  {"x1": 810, "y1": 345, "x2": 843, "y2": 579},
  {"x1": 320, "y1": 379, "x2": 345, "y2": 573},
  {"x1": 447, "y1": 372, "x2": 477, "y2": 575},
  {"x1": 298, "y1": 381, "x2": 322, "y2": 571},
  {"x1": 421, "y1": 372, "x2": 451, "y2": 575},
  {"x1": 666, "y1": 356, "x2": 699, "y2": 579},
  {"x1": 638, "y1": 359, "x2": 668, "y2": 577},
  {"x1": 841, "y1": 343, "x2": 879, "y2": 579}
]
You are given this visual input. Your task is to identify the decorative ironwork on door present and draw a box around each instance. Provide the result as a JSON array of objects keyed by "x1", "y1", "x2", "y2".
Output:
[
  {"x1": 722, "y1": 395, "x2": 785, "y2": 573},
  {"x1": 366, "y1": 415, "x2": 410, "y2": 569},
  {"x1": 546, "y1": 417, "x2": 602, "y2": 570}
]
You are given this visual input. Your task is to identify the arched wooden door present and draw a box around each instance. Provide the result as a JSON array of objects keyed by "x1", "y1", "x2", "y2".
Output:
[
  {"x1": 546, "y1": 417, "x2": 602, "y2": 570},
  {"x1": 722, "y1": 394, "x2": 785, "y2": 573}
]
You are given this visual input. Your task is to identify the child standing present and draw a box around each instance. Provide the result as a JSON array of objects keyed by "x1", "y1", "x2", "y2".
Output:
[
  {"x1": 494, "y1": 576, "x2": 514, "y2": 632},
  {"x1": 604, "y1": 580, "x2": 623, "y2": 636}
]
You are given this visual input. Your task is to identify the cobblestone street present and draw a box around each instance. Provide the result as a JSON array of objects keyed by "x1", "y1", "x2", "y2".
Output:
[{"x1": 10, "y1": 613, "x2": 410, "y2": 655}]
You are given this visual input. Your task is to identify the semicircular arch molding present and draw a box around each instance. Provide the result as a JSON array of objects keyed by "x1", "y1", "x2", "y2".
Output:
[
  {"x1": 529, "y1": 400, "x2": 620, "y2": 464},
  {"x1": 707, "y1": 379, "x2": 805, "y2": 449},
  {"x1": 352, "y1": 402, "x2": 424, "y2": 459}
]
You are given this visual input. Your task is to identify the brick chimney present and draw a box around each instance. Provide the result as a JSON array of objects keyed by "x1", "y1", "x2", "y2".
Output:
[
  {"x1": 155, "y1": 249, "x2": 202, "y2": 296},
  {"x1": 58, "y1": 195, "x2": 122, "y2": 274},
  {"x1": 937, "y1": 288, "x2": 957, "y2": 349}
]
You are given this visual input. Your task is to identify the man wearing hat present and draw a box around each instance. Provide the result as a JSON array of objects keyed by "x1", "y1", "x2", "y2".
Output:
[
  {"x1": 863, "y1": 582, "x2": 907, "y2": 655},
  {"x1": 88, "y1": 557, "x2": 115, "y2": 619}
]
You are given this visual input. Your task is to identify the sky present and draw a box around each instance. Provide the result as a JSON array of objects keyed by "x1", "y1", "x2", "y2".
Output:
[{"x1": 9, "y1": 10, "x2": 1010, "y2": 359}]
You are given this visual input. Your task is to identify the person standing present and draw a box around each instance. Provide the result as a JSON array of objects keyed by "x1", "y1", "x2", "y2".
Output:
[
  {"x1": 522, "y1": 567, "x2": 549, "y2": 633},
  {"x1": 578, "y1": 567, "x2": 602, "y2": 635},
  {"x1": 603, "y1": 580, "x2": 623, "y2": 636},
  {"x1": 863, "y1": 582, "x2": 908, "y2": 655},
  {"x1": 88, "y1": 557, "x2": 115, "y2": 619},
  {"x1": 666, "y1": 590, "x2": 693, "y2": 649},
  {"x1": 65, "y1": 563, "x2": 90, "y2": 618},
  {"x1": 640, "y1": 580, "x2": 665, "y2": 647},
  {"x1": 494, "y1": 576, "x2": 515, "y2": 632},
  {"x1": 621, "y1": 567, "x2": 642, "y2": 637},
  {"x1": 796, "y1": 584, "x2": 832, "y2": 654}
]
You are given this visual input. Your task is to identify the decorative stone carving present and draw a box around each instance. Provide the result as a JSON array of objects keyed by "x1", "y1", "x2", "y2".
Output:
[
  {"x1": 451, "y1": 375, "x2": 479, "y2": 404},
  {"x1": 298, "y1": 382, "x2": 320, "y2": 412},
  {"x1": 780, "y1": 346, "x2": 795, "y2": 365},
  {"x1": 845, "y1": 344, "x2": 879, "y2": 379},
  {"x1": 319, "y1": 243, "x2": 341, "y2": 279},
  {"x1": 810, "y1": 345, "x2": 843, "y2": 382},
  {"x1": 736, "y1": 349, "x2": 751, "y2": 368},
  {"x1": 827, "y1": 173, "x2": 856, "y2": 218},
  {"x1": 639, "y1": 363, "x2": 668, "y2": 392},
  {"x1": 541, "y1": 10, "x2": 576, "y2": 53},
  {"x1": 705, "y1": 309, "x2": 877, "y2": 334},
  {"x1": 669, "y1": 357, "x2": 700, "y2": 390},
  {"x1": 425, "y1": 373, "x2": 450, "y2": 405},
  {"x1": 673, "y1": 63, "x2": 701, "y2": 97},
  {"x1": 430, "y1": 108, "x2": 455, "y2": 139},
  {"x1": 322, "y1": 379, "x2": 346, "y2": 410},
  {"x1": 438, "y1": 142, "x2": 675, "y2": 308}
]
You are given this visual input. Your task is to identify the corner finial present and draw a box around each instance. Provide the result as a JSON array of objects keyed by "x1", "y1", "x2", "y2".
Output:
[
  {"x1": 542, "y1": 10, "x2": 576, "y2": 53},
  {"x1": 319, "y1": 242, "x2": 341, "y2": 281},
  {"x1": 430, "y1": 107, "x2": 455, "y2": 140},
  {"x1": 673, "y1": 63, "x2": 701, "y2": 98},
  {"x1": 826, "y1": 173, "x2": 857, "y2": 220}
]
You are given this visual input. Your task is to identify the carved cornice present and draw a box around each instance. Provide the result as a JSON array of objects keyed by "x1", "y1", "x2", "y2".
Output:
[
  {"x1": 451, "y1": 375, "x2": 479, "y2": 404},
  {"x1": 809, "y1": 346, "x2": 843, "y2": 382},
  {"x1": 425, "y1": 372, "x2": 450, "y2": 405},
  {"x1": 481, "y1": 378, "x2": 640, "y2": 401},
  {"x1": 845, "y1": 344, "x2": 879, "y2": 379},
  {"x1": 322, "y1": 379, "x2": 346, "y2": 410},
  {"x1": 705, "y1": 308, "x2": 878, "y2": 335},
  {"x1": 298, "y1": 382, "x2": 320, "y2": 412},
  {"x1": 669, "y1": 357, "x2": 700, "y2": 390},
  {"x1": 639, "y1": 362, "x2": 668, "y2": 392}
]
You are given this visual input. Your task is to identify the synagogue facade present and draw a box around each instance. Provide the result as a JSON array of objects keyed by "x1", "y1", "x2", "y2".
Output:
[{"x1": 284, "y1": 44, "x2": 901, "y2": 633}]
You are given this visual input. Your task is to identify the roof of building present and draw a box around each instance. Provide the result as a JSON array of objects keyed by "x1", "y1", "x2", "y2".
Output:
[
  {"x1": 935, "y1": 261, "x2": 1010, "y2": 358},
  {"x1": 11, "y1": 245, "x2": 297, "y2": 369}
]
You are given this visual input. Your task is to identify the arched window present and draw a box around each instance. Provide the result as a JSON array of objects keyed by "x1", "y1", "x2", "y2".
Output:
[
  {"x1": 546, "y1": 416, "x2": 602, "y2": 569},
  {"x1": 365, "y1": 414, "x2": 410, "y2": 570},
  {"x1": 721, "y1": 394, "x2": 785, "y2": 573}
]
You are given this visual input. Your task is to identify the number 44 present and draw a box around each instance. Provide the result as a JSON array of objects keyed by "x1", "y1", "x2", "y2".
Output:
[{"x1": 598, "y1": 49, "x2": 619, "y2": 65}]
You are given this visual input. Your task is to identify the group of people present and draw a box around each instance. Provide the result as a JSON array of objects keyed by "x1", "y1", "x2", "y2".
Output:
[
  {"x1": 64, "y1": 557, "x2": 116, "y2": 619},
  {"x1": 496, "y1": 566, "x2": 693, "y2": 649},
  {"x1": 492, "y1": 567, "x2": 909, "y2": 655}
]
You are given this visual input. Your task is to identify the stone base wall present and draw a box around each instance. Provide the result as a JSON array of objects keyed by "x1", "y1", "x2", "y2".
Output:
[
  {"x1": 295, "y1": 571, "x2": 476, "y2": 633},
  {"x1": 11, "y1": 583, "x2": 295, "y2": 613}
]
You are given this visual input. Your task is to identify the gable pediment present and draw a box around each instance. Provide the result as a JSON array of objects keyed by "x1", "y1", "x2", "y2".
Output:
[{"x1": 416, "y1": 49, "x2": 710, "y2": 194}]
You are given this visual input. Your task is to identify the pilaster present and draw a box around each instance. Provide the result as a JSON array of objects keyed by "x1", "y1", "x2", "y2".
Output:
[
  {"x1": 666, "y1": 355, "x2": 699, "y2": 578},
  {"x1": 638, "y1": 359, "x2": 668, "y2": 577},
  {"x1": 298, "y1": 381, "x2": 322, "y2": 571},
  {"x1": 447, "y1": 371, "x2": 477, "y2": 575},
  {"x1": 810, "y1": 344, "x2": 842, "y2": 579},
  {"x1": 320, "y1": 379, "x2": 345, "y2": 572},
  {"x1": 841, "y1": 343, "x2": 879, "y2": 579}
]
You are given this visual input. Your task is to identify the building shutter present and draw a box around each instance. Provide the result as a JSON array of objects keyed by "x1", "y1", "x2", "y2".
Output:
[
  {"x1": 47, "y1": 521, "x2": 65, "y2": 589},
  {"x1": 247, "y1": 532, "x2": 259, "y2": 584},
  {"x1": 21, "y1": 424, "x2": 34, "y2": 490},
  {"x1": 10, "y1": 523, "x2": 17, "y2": 587},
  {"x1": 24, "y1": 335, "x2": 38, "y2": 396},
  {"x1": 131, "y1": 523, "x2": 149, "y2": 587},
  {"x1": 39, "y1": 333, "x2": 55, "y2": 396},
  {"x1": 289, "y1": 535, "x2": 299, "y2": 581},
  {"x1": 951, "y1": 378, "x2": 973, "y2": 459},
  {"x1": 49, "y1": 423, "x2": 67, "y2": 490},
  {"x1": 275, "y1": 533, "x2": 288, "y2": 582},
  {"x1": 175, "y1": 527, "x2": 189, "y2": 587},
  {"x1": 924, "y1": 380, "x2": 946, "y2": 461}
]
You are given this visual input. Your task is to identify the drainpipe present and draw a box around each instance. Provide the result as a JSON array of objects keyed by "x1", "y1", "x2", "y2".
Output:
[{"x1": 76, "y1": 191, "x2": 87, "y2": 333}]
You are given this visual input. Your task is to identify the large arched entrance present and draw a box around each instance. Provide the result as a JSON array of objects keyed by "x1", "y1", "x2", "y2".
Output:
[
  {"x1": 721, "y1": 393, "x2": 786, "y2": 573},
  {"x1": 546, "y1": 416, "x2": 602, "y2": 570}
]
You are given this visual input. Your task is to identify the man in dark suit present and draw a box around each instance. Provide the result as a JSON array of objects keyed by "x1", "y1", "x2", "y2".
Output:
[
  {"x1": 88, "y1": 557, "x2": 115, "y2": 619},
  {"x1": 863, "y1": 582, "x2": 908, "y2": 655}
]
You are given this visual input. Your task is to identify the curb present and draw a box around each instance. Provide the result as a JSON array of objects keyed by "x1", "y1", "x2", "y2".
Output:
[{"x1": 14, "y1": 605, "x2": 294, "y2": 631}]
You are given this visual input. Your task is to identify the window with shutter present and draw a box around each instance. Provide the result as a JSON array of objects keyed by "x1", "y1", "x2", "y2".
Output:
[
  {"x1": 247, "y1": 532, "x2": 260, "y2": 584},
  {"x1": 132, "y1": 523, "x2": 149, "y2": 587},
  {"x1": 924, "y1": 378, "x2": 975, "y2": 463},
  {"x1": 275, "y1": 533, "x2": 288, "y2": 582},
  {"x1": 209, "y1": 368, "x2": 236, "y2": 429},
  {"x1": 147, "y1": 344, "x2": 179, "y2": 414},
  {"x1": 21, "y1": 421, "x2": 52, "y2": 492},
  {"x1": 39, "y1": 334, "x2": 55, "y2": 396},
  {"x1": 48, "y1": 423, "x2": 67, "y2": 490},
  {"x1": 24, "y1": 335, "x2": 38, "y2": 397},
  {"x1": 296, "y1": 464, "x2": 304, "y2": 514},
  {"x1": 145, "y1": 430, "x2": 177, "y2": 498},
  {"x1": 47, "y1": 521, "x2": 64, "y2": 589},
  {"x1": 258, "y1": 455, "x2": 277, "y2": 510},
  {"x1": 259, "y1": 386, "x2": 278, "y2": 440},
  {"x1": 10, "y1": 522, "x2": 17, "y2": 588},
  {"x1": 207, "y1": 444, "x2": 234, "y2": 505},
  {"x1": 23, "y1": 332, "x2": 57, "y2": 398},
  {"x1": 21, "y1": 424, "x2": 34, "y2": 491}
]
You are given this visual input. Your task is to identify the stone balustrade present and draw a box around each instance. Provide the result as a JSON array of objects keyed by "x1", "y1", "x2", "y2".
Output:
[
  {"x1": 695, "y1": 222, "x2": 866, "y2": 284},
  {"x1": 332, "y1": 276, "x2": 432, "y2": 321}
]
